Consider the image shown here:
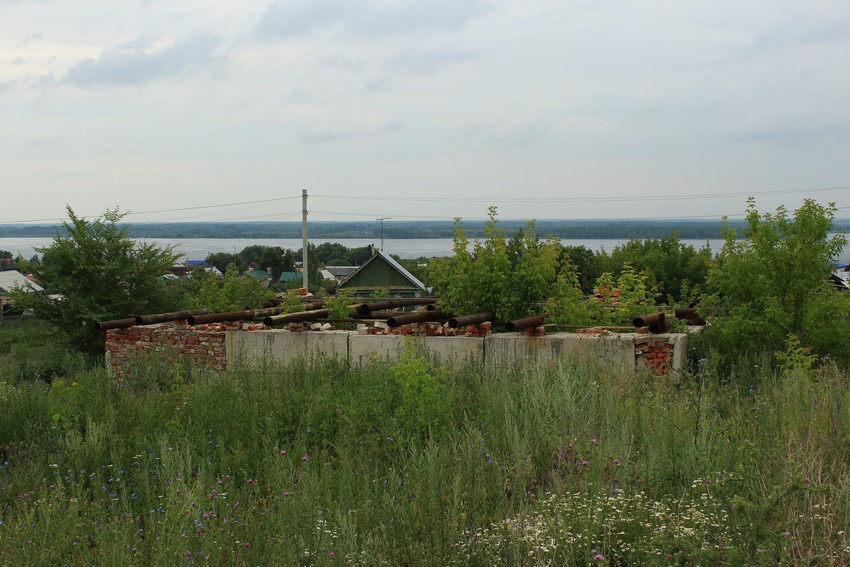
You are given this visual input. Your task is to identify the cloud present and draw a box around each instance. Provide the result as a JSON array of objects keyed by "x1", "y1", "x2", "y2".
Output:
[
  {"x1": 384, "y1": 47, "x2": 474, "y2": 76},
  {"x1": 297, "y1": 121, "x2": 402, "y2": 145},
  {"x1": 297, "y1": 129, "x2": 351, "y2": 145},
  {"x1": 255, "y1": 0, "x2": 492, "y2": 40},
  {"x1": 464, "y1": 119, "x2": 551, "y2": 151},
  {"x1": 59, "y1": 34, "x2": 222, "y2": 86}
]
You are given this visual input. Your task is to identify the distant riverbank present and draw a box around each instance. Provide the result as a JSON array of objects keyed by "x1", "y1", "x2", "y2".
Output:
[{"x1": 3, "y1": 236, "x2": 849, "y2": 263}]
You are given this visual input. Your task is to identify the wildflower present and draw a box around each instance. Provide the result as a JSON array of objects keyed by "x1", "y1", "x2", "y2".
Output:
[
  {"x1": 301, "y1": 455, "x2": 309, "y2": 462},
  {"x1": 244, "y1": 542, "x2": 251, "y2": 548},
  {"x1": 329, "y1": 551, "x2": 336, "y2": 557},
  {"x1": 280, "y1": 450, "x2": 287, "y2": 455},
  {"x1": 594, "y1": 553, "x2": 605, "y2": 561},
  {"x1": 582, "y1": 460, "x2": 590, "y2": 466},
  {"x1": 804, "y1": 476, "x2": 811, "y2": 484},
  {"x1": 613, "y1": 459, "x2": 621, "y2": 466},
  {"x1": 590, "y1": 438, "x2": 598, "y2": 445},
  {"x1": 783, "y1": 530, "x2": 792, "y2": 537},
  {"x1": 283, "y1": 491, "x2": 291, "y2": 497}
]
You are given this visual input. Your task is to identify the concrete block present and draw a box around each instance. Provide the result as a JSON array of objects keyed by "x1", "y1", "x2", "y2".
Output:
[
  {"x1": 485, "y1": 333, "x2": 637, "y2": 373},
  {"x1": 348, "y1": 334, "x2": 484, "y2": 366},
  {"x1": 227, "y1": 329, "x2": 349, "y2": 368}
]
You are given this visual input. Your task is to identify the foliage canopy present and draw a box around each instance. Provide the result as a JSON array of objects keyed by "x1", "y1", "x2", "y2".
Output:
[
  {"x1": 9, "y1": 207, "x2": 179, "y2": 356},
  {"x1": 702, "y1": 198, "x2": 849, "y2": 363}
]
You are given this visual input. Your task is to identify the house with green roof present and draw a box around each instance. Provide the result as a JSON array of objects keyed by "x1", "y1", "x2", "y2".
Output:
[{"x1": 338, "y1": 249, "x2": 426, "y2": 297}]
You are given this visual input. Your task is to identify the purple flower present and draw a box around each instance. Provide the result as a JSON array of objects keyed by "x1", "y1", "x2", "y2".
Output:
[
  {"x1": 613, "y1": 459, "x2": 621, "y2": 466},
  {"x1": 301, "y1": 455, "x2": 309, "y2": 462},
  {"x1": 280, "y1": 450, "x2": 287, "y2": 455},
  {"x1": 593, "y1": 553, "x2": 605, "y2": 561}
]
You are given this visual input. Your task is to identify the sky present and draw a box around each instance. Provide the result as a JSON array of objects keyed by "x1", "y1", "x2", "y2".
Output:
[{"x1": 2, "y1": 0, "x2": 850, "y2": 225}]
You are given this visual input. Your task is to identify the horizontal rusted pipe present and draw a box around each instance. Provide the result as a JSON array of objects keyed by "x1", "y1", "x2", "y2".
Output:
[
  {"x1": 633, "y1": 312, "x2": 666, "y2": 333},
  {"x1": 265, "y1": 297, "x2": 324, "y2": 308},
  {"x1": 386, "y1": 309, "x2": 449, "y2": 328},
  {"x1": 264, "y1": 309, "x2": 330, "y2": 327},
  {"x1": 505, "y1": 314, "x2": 546, "y2": 332},
  {"x1": 135, "y1": 309, "x2": 208, "y2": 326},
  {"x1": 448, "y1": 312, "x2": 495, "y2": 328},
  {"x1": 189, "y1": 306, "x2": 293, "y2": 325},
  {"x1": 355, "y1": 297, "x2": 438, "y2": 315},
  {"x1": 353, "y1": 310, "x2": 400, "y2": 320},
  {"x1": 673, "y1": 308, "x2": 705, "y2": 325},
  {"x1": 95, "y1": 317, "x2": 138, "y2": 331}
]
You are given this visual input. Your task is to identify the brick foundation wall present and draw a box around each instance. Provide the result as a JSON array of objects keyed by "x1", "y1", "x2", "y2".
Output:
[
  {"x1": 634, "y1": 336, "x2": 677, "y2": 376},
  {"x1": 105, "y1": 321, "x2": 236, "y2": 377},
  {"x1": 106, "y1": 321, "x2": 687, "y2": 378}
]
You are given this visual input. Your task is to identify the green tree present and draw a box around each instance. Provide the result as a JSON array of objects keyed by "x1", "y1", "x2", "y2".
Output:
[
  {"x1": 560, "y1": 245, "x2": 601, "y2": 295},
  {"x1": 185, "y1": 264, "x2": 274, "y2": 312},
  {"x1": 206, "y1": 251, "x2": 246, "y2": 274},
  {"x1": 9, "y1": 207, "x2": 179, "y2": 356},
  {"x1": 702, "y1": 198, "x2": 848, "y2": 363},
  {"x1": 428, "y1": 208, "x2": 562, "y2": 321},
  {"x1": 607, "y1": 234, "x2": 712, "y2": 304}
]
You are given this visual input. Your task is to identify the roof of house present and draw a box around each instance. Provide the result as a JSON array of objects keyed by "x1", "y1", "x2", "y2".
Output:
[
  {"x1": 279, "y1": 271, "x2": 302, "y2": 282},
  {"x1": 324, "y1": 265, "x2": 359, "y2": 277},
  {"x1": 246, "y1": 269, "x2": 272, "y2": 279},
  {"x1": 0, "y1": 270, "x2": 44, "y2": 295},
  {"x1": 338, "y1": 250, "x2": 425, "y2": 292}
]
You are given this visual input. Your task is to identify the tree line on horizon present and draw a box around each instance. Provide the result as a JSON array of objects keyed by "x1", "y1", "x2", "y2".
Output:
[{"x1": 7, "y1": 217, "x2": 850, "y2": 240}]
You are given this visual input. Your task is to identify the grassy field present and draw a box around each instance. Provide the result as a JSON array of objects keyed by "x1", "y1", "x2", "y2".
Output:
[{"x1": 1, "y1": 349, "x2": 848, "y2": 565}]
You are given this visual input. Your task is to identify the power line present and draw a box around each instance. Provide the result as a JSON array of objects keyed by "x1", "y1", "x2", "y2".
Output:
[
  {"x1": 313, "y1": 184, "x2": 850, "y2": 204},
  {"x1": 0, "y1": 196, "x2": 302, "y2": 224}
]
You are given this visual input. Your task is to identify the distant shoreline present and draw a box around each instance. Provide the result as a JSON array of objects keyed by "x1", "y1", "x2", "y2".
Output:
[{"x1": 2, "y1": 219, "x2": 847, "y2": 241}]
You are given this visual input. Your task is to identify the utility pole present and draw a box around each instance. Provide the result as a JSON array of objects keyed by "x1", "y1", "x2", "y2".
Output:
[
  {"x1": 377, "y1": 217, "x2": 391, "y2": 251},
  {"x1": 301, "y1": 189, "x2": 308, "y2": 290}
]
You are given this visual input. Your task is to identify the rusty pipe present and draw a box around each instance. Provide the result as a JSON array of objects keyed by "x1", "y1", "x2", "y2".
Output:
[
  {"x1": 189, "y1": 306, "x2": 291, "y2": 325},
  {"x1": 673, "y1": 308, "x2": 705, "y2": 325},
  {"x1": 386, "y1": 309, "x2": 449, "y2": 328},
  {"x1": 632, "y1": 312, "x2": 666, "y2": 333},
  {"x1": 353, "y1": 310, "x2": 401, "y2": 320},
  {"x1": 95, "y1": 317, "x2": 138, "y2": 331},
  {"x1": 264, "y1": 309, "x2": 330, "y2": 327},
  {"x1": 355, "y1": 297, "x2": 438, "y2": 315},
  {"x1": 448, "y1": 312, "x2": 495, "y2": 328},
  {"x1": 265, "y1": 297, "x2": 324, "y2": 308},
  {"x1": 135, "y1": 309, "x2": 208, "y2": 326},
  {"x1": 505, "y1": 314, "x2": 546, "y2": 332}
]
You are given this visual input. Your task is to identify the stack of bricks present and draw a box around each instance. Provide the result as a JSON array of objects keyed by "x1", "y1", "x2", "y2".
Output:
[
  {"x1": 525, "y1": 326, "x2": 546, "y2": 337},
  {"x1": 105, "y1": 321, "x2": 237, "y2": 377},
  {"x1": 356, "y1": 321, "x2": 494, "y2": 337},
  {"x1": 635, "y1": 337, "x2": 674, "y2": 376}
]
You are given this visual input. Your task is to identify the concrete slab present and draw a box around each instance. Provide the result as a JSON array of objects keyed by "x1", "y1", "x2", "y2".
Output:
[
  {"x1": 348, "y1": 334, "x2": 484, "y2": 366},
  {"x1": 227, "y1": 330, "x2": 349, "y2": 368},
  {"x1": 485, "y1": 333, "x2": 637, "y2": 373}
]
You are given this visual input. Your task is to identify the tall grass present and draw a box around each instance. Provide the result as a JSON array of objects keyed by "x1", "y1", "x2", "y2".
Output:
[{"x1": 1, "y1": 351, "x2": 848, "y2": 564}]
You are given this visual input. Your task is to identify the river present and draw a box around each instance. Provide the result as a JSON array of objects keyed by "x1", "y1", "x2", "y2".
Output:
[{"x1": 1, "y1": 236, "x2": 848, "y2": 263}]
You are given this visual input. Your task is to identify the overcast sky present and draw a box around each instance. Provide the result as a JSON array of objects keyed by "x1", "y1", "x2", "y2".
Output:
[{"x1": 2, "y1": 0, "x2": 849, "y2": 224}]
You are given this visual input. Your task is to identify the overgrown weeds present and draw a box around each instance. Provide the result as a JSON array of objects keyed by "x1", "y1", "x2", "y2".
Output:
[{"x1": 0, "y1": 351, "x2": 847, "y2": 564}]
